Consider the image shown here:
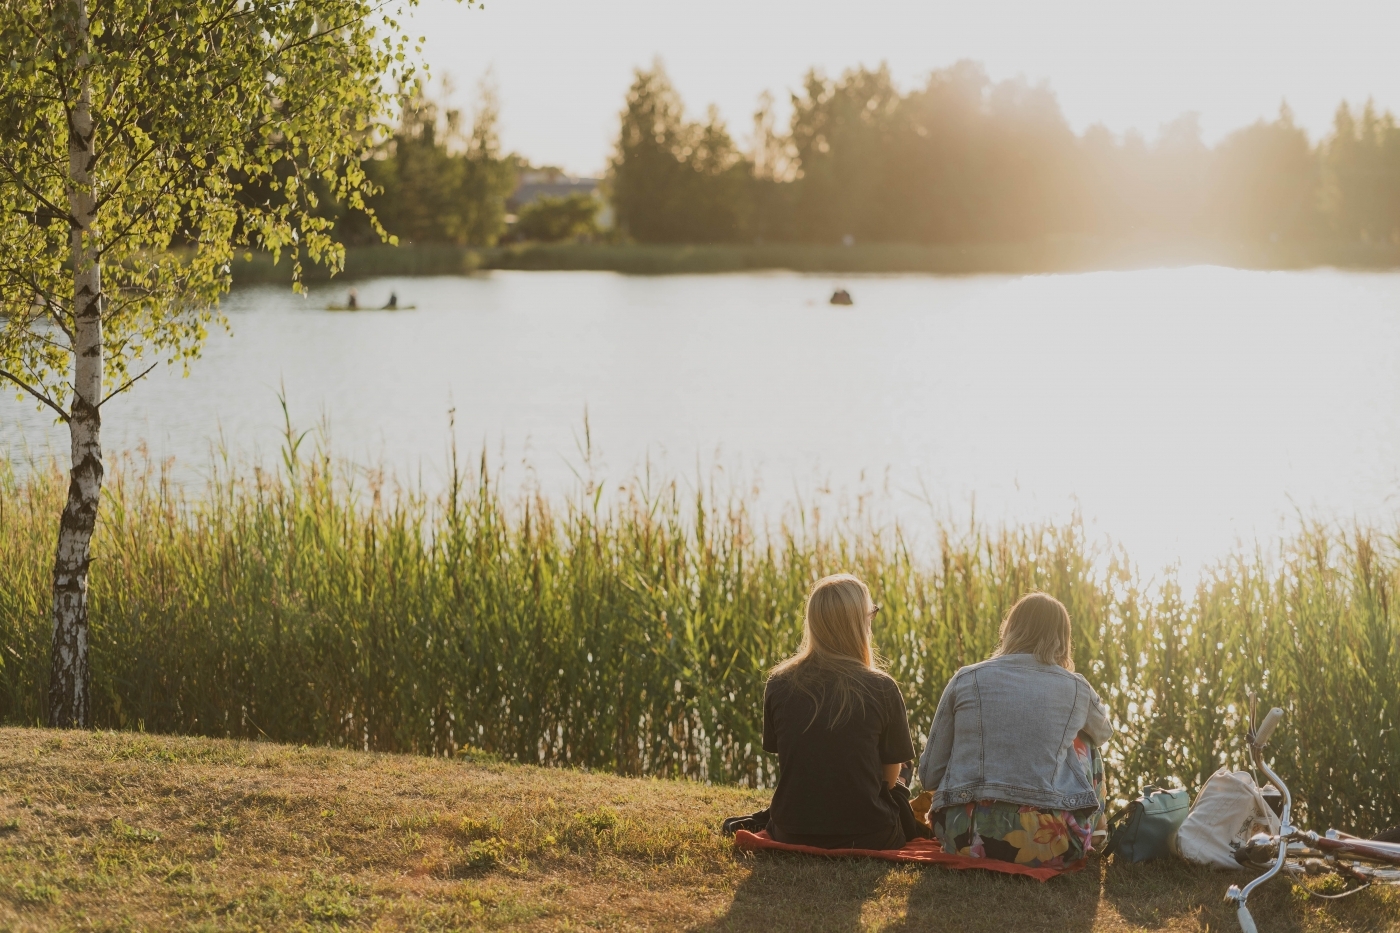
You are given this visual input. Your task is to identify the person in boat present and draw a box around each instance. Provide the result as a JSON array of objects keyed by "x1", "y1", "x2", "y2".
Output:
[
  {"x1": 384, "y1": 291, "x2": 398, "y2": 309},
  {"x1": 918, "y1": 592, "x2": 1113, "y2": 867},
  {"x1": 346, "y1": 288, "x2": 359, "y2": 310},
  {"x1": 763, "y1": 573, "x2": 925, "y2": 849}
]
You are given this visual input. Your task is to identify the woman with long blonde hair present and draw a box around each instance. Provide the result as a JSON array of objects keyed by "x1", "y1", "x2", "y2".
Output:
[
  {"x1": 761, "y1": 573, "x2": 921, "y2": 850},
  {"x1": 918, "y1": 591, "x2": 1114, "y2": 868}
]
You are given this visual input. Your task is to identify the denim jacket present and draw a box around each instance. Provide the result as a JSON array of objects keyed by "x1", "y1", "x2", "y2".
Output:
[{"x1": 917, "y1": 654, "x2": 1114, "y2": 812}]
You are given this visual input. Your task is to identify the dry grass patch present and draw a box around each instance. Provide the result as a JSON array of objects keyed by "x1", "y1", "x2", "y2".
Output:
[{"x1": 0, "y1": 727, "x2": 1395, "y2": 932}]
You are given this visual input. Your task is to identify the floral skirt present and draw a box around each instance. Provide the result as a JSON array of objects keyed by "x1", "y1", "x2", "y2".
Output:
[{"x1": 931, "y1": 737, "x2": 1106, "y2": 869}]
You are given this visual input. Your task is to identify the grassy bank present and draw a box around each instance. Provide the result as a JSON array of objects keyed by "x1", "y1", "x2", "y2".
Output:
[
  {"x1": 2, "y1": 451, "x2": 1398, "y2": 837},
  {"x1": 2, "y1": 727, "x2": 1396, "y2": 932},
  {"x1": 229, "y1": 239, "x2": 1400, "y2": 282}
]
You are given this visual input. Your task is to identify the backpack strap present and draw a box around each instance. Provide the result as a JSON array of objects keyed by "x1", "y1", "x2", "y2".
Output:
[{"x1": 1103, "y1": 798, "x2": 1145, "y2": 858}]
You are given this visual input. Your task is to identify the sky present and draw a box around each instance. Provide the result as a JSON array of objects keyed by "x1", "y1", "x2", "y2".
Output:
[{"x1": 404, "y1": 0, "x2": 1399, "y2": 177}]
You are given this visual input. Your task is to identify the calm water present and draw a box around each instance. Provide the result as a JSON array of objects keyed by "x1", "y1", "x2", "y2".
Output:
[{"x1": 5, "y1": 266, "x2": 1400, "y2": 577}]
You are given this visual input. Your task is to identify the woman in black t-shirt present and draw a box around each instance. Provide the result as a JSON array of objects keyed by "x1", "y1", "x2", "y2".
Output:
[{"x1": 762, "y1": 573, "x2": 919, "y2": 849}]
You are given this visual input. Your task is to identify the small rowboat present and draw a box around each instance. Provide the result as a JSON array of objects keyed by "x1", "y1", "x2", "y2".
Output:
[{"x1": 323, "y1": 304, "x2": 417, "y2": 311}]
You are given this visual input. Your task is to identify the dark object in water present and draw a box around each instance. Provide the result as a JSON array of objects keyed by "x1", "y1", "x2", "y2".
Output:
[
  {"x1": 830, "y1": 288, "x2": 854, "y2": 305},
  {"x1": 346, "y1": 288, "x2": 359, "y2": 310},
  {"x1": 384, "y1": 291, "x2": 398, "y2": 310}
]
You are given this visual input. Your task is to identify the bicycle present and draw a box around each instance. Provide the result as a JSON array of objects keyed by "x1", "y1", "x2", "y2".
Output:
[{"x1": 1224, "y1": 695, "x2": 1400, "y2": 933}]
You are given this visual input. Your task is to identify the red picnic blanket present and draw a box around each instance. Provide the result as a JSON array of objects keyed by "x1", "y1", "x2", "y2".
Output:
[{"x1": 731, "y1": 829, "x2": 1082, "y2": 882}]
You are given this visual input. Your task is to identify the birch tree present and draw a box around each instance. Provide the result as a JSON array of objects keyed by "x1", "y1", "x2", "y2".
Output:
[{"x1": 0, "y1": 0, "x2": 432, "y2": 726}]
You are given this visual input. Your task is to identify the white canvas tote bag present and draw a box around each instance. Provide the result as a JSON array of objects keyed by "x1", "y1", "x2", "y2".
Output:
[{"x1": 1172, "y1": 768, "x2": 1282, "y2": 869}]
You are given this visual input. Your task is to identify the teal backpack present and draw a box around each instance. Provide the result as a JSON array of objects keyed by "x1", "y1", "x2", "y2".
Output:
[{"x1": 1104, "y1": 784, "x2": 1191, "y2": 862}]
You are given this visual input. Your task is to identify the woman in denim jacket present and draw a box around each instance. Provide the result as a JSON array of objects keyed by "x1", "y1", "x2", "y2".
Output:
[{"x1": 918, "y1": 592, "x2": 1114, "y2": 867}]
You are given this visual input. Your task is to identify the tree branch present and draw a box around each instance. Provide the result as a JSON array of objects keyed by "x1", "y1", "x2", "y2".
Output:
[
  {"x1": 0, "y1": 368, "x2": 70, "y2": 423},
  {"x1": 0, "y1": 153, "x2": 78, "y2": 229},
  {"x1": 98, "y1": 361, "x2": 159, "y2": 408}
]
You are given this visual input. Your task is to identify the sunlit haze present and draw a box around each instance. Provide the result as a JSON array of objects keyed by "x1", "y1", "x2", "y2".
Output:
[{"x1": 406, "y1": 0, "x2": 1400, "y2": 175}]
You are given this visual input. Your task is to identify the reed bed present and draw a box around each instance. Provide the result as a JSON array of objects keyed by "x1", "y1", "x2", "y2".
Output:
[{"x1": 1, "y1": 448, "x2": 1396, "y2": 834}]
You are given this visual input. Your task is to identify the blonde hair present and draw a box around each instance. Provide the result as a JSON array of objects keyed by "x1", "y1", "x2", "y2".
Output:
[
  {"x1": 769, "y1": 573, "x2": 883, "y2": 728},
  {"x1": 993, "y1": 591, "x2": 1075, "y2": 670}
]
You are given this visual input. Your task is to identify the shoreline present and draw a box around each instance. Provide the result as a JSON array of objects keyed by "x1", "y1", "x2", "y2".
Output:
[{"x1": 230, "y1": 239, "x2": 1400, "y2": 283}]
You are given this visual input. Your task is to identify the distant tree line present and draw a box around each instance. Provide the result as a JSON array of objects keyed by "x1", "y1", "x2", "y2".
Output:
[
  {"x1": 338, "y1": 82, "x2": 517, "y2": 248},
  {"x1": 611, "y1": 60, "x2": 1400, "y2": 247},
  {"x1": 335, "y1": 81, "x2": 605, "y2": 248},
  {"x1": 339, "y1": 62, "x2": 1400, "y2": 249}
]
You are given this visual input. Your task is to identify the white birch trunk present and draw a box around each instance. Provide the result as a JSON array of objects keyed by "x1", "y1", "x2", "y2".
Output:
[{"x1": 49, "y1": 0, "x2": 102, "y2": 728}]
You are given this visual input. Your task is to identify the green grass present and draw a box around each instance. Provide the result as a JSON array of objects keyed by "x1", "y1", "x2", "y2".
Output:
[
  {"x1": 1, "y1": 727, "x2": 1396, "y2": 932},
  {"x1": 228, "y1": 239, "x2": 1400, "y2": 282},
  {"x1": 1, "y1": 446, "x2": 1398, "y2": 837}
]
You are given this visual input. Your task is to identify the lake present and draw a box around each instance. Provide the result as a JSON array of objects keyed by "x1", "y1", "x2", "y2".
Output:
[{"x1": 4, "y1": 266, "x2": 1400, "y2": 578}]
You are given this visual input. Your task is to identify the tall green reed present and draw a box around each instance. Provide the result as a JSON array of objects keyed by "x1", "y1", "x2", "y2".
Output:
[{"x1": 0, "y1": 445, "x2": 1396, "y2": 832}]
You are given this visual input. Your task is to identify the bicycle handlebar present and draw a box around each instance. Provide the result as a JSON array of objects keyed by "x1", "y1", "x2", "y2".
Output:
[
  {"x1": 1229, "y1": 704, "x2": 1291, "y2": 932},
  {"x1": 1254, "y1": 707, "x2": 1284, "y2": 746}
]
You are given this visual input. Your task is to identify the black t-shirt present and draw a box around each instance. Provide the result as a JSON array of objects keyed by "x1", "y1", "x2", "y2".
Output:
[{"x1": 762, "y1": 667, "x2": 916, "y2": 836}]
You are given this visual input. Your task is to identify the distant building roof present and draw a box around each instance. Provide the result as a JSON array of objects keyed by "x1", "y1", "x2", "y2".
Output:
[
  {"x1": 509, "y1": 175, "x2": 602, "y2": 210},
  {"x1": 506, "y1": 172, "x2": 615, "y2": 230}
]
